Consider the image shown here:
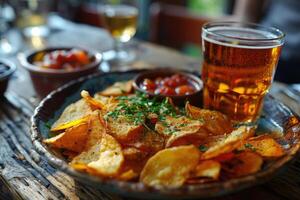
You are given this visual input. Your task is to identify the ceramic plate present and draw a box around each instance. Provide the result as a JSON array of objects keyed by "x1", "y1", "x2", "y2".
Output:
[{"x1": 31, "y1": 70, "x2": 300, "y2": 200}]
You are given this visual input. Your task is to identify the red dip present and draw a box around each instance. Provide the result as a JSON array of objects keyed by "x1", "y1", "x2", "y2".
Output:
[
  {"x1": 140, "y1": 74, "x2": 198, "y2": 96},
  {"x1": 33, "y1": 49, "x2": 91, "y2": 70}
]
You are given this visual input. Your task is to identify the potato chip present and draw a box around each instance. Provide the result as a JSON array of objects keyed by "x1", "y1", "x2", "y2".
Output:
[
  {"x1": 107, "y1": 115, "x2": 144, "y2": 143},
  {"x1": 71, "y1": 134, "x2": 124, "y2": 177},
  {"x1": 81, "y1": 90, "x2": 106, "y2": 110},
  {"x1": 51, "y1": 99, "x2": 92, "y2": 130},
  {"x1": 84, "y1": 110, "x2": 106, "y2": 150},
  {"x1": 51, "y1": 116, "x2": 89, "y2": 132},
  {"x1": 185, "y1": 102, "x2": 233, "y2": 135},
  {"x1": 241, "y1": 135, "x2": 285, "y2": 157},
  {"x1": 140, "y1": 145, "x2": 200, "y2": 188},
  {"x1": 126, "y1": 130, "x2": 165, "y2": 154},
  {"x1": 214, "y1": 152, "x2": 235, "y2": 162},
  {"x1": 122, "y1": 147, "x2": 148, "y2": 161},
  {"x1": 155, "y1": 116, "x2": 208, "y2": 147},
  {"x1": 44, "y1": 123, "x2": 89, "y2": 152},
  {"x1": 93, "y1": 94, "x2": 110, "y2": 105},
  {"x1": 61, "y1": 150, "x2": 78, "y2": 160},
  {"x1": 202, "y1": 126, "x2": 253, "y2": 160},
  {"x1": 118, "y1": 169, "x2": 138, "y2": 181},
  {"x1": 99, "y1": 80, "x2": 133, "y2": 96},
  {"x1": 71, "y1": 163, "x2": 88, "y2": 171},
  {"x1": 223, "y1": 152, "x2": 263, "y2": 177},
  {"x1": 192, "y1": 160, "x2": 221, "y2": 180}
]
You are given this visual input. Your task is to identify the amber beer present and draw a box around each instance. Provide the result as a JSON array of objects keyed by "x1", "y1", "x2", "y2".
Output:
[
  {"x1": 102, "y1": 5, "x2": 138, "y2": 42},
  {"x1": 201, "y1": 22, "x2": 284, "y2": 123}
]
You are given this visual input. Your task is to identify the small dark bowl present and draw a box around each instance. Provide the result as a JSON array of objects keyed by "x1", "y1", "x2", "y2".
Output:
[
  {"x1": 0, "y1": 59, "x2": 16, "y2": 96},
  {"x1": 133, "y1": 69, "x2": 203, "y2": 106},
  {"x1": 20, "y1": 47, "x2": 102, "y2": 98}
]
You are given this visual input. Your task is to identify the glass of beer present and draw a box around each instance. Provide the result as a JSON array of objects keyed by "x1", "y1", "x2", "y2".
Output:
[
  {"x1": 201, "y1": 22, "x2": 285, "y2": 124},
  {"x1": 13, "y1": 0, "x2": 50, "y2": 49},
  {"x1": 100, "y1": 0, "x2": 138, "y2": 64}
]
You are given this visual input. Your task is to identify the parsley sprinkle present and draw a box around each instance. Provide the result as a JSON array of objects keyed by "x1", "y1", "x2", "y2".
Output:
[
  {"x1": 104, "y1": 92, "x2": 181, "y2": 129},
  {"x1": 244, "y1": 143, "x2": 256, "y2": 151},
  {"x1": 199, "y1": 145, "x2": 208, "y2": 152}
]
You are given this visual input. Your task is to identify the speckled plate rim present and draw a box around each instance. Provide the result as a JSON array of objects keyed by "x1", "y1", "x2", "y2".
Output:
[{"x1": 31, "y1": 69, "x2": 300, "y2": 199}]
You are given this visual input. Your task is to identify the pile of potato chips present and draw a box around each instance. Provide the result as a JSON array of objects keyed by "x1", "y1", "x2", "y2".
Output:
[{"x1": 44, "y1": 80, "x2": 285, "y2": 188}]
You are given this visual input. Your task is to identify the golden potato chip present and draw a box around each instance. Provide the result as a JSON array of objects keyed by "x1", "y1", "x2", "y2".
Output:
[
  {"x1": 155, "y1": 116, "x2": 208, "y2": 147},
  {"x1": 185, "y1": 102, "x2": 233, "y2": 135},
  {"x1": 241, "y1": 135, "x2": 285, "y2": 157},
  {"x1": 51, "y1": 116, "x2": 89, "y2": 132},
  {"x1": 93, "y1": 94, "x2": 110, "y2": 105},
  {"x1": 81, "y1": 90, "x2": 106, "y2": 110},
  {"x1": 71, "y1": 134, "x2": 124, "y2": 177},
  {"x1": 223, "y1": 152, "x2": 263, "y2": 177},
  {"x1": 44, "y1": 123, "x2": 89, "y2": 152},
  {"x1": 72, "y1": 163, "x2": 88, "y2": 171},
  {"x1": 192, "y1": 160, "x2": 221, "y2": 180},
  {"x1": 51, "y1": 99, "x2": 92, "y2": 130},
  {"x1": 118, "y1": 169, "x2": 138, "y2": 181},
  {"x1": 122, "y1": 147, "x2": 148, "y2": 161},
  {"x1": 99, "y1": 80, "x2": 133, "y2": 96},
  {"x1": 126, "y1": 130, "x2": 165, "y2": 154},
  {"x1": 107, "y1": 115, "x2": 144, "y2": 143},
  {"x1": 140, "y1": 145, "x2": 200, "y2": 188},
  {"x1": 84, "y1": 110, "x2": 106, "y2": 150},
  {"x1": 202, "y1": 126, "x2": 253, "y2": 160}
]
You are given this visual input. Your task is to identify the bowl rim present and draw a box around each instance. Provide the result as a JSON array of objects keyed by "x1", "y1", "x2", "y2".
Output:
[
  {"x1": 19, "y1": 47, "x2": 102, "y2": 74},
  {"x1": 0, "y1": 59, "x2": 16, "y2": 81},
  {"x1": 133, "y1": 68, "x2": 203, "y2": 97},
  {"x1": 31, "y1": 69, "x2": 300, "y2": 199}
]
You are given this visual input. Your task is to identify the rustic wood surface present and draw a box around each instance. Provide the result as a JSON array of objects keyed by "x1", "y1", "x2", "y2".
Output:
[{"x1": 1, "y1": 16, "x2": 300, "y2": 200}]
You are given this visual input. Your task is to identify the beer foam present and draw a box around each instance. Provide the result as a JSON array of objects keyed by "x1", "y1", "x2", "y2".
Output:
[{"x1": 202, "y1": 27, "x2": 283, "y2": 49}]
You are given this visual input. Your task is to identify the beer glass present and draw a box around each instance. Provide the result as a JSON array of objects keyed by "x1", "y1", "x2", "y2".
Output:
[
  {"x1": 201, "y1": 22, "x2": 285, "y2": 124},
  {"x1": 13, "y1": 0, "x2": 50, "y2": 49},
  {"x1": 100, "y1": 0, "x2": 138, "y2": 64}
]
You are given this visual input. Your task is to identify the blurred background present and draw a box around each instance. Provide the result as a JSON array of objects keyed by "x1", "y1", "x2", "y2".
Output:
[
  {"x1": 0, "y1": 0, "x2": 251, "y2": 58},
  {"x1": 1, "y1": 0, "x2": 299, "y2": 82}
]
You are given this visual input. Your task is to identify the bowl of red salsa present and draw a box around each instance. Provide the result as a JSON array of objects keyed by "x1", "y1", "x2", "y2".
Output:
[
  {"x1": 20, "y1": 47, "x2": 102, "y2": 98},
  {"x1": 133, "y1": 69, "x2": 203, "y2": 106}
]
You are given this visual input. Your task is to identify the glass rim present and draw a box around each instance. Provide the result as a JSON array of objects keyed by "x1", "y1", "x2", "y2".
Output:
[{"x1": 202, "y1": 21, "x2": 285, "y2": 42}]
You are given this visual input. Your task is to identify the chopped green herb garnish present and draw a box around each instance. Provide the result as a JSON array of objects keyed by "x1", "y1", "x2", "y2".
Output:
[
  {"x1": 244, "y1": 143, "x2": 256, "y2": 151},
  {"x1": 105, "y1": 92, "x2": 182, "y2": 128},
  {"x1": 199, "y1": 145, "x2": 208, "y2": 152}
]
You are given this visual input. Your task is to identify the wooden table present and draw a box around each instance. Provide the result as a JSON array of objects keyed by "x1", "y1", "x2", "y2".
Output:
[{"x1": 1, "y1": 16, "x2": 300, "y2": 200}]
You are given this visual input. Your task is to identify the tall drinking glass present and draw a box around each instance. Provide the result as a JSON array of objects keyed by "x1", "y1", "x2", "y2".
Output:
[
  {"x1": 99, "y1": 0, "x2": 138, "y2": 64},
  {"x1": 14, "y1": 0, "x2": 50, "y2": 49},
  {"x1": 201, "y1": 22, "x2": 285, "y2": 124}
]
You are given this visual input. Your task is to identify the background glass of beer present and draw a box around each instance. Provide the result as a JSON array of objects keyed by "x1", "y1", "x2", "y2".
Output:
[
  {"x1": 13, "y1": 0, "x2": 50, "y2": 49},
  {"x1": 201, "y1": 22, "x2": 285, "y2": 124},
  {"x1": 100, "y1": 0, "x2": 138, "y2": 64}
]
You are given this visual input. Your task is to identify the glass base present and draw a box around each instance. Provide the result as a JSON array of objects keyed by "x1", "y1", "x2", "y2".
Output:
[
  {"x1": 101, "y1": 49, "x2": 137, "y2": 72},
  {"x1": 103, "y1": 49, "x2": 136, "y2": 63}
]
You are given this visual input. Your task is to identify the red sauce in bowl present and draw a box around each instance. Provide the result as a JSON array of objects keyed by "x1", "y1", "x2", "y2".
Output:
[
  {"x1": 33, "y1": 49, "x2": 91, "y2": 70},
  {"x1": 139, "y1": 74, "x2": 198, "y2": 96}
]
